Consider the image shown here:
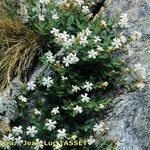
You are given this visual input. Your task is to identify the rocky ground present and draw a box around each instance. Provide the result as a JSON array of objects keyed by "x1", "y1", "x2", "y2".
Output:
[{"x1": 105, "y1": 0, "x2": 150, "y2": 150}]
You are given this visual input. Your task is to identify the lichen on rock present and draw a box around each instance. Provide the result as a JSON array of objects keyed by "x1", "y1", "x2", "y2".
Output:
[{"x1": 105, "y1": 0, "x2": 150, "y2": 149}]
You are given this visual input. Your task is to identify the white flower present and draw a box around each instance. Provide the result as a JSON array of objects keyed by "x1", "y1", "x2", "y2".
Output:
[
  {"x1": 57, "y1": 129, "x2": 67, "y2": 139},
  {"x1": 34, "y1": 139, "x2": 44, "y2": 150},
  {"x1": 62, "y1": 35, "x2": 75, "y2": 49},
  {"x1": 94, "y1": 36, "x2": 101, "y2": 43},
  {"x1": 87, "y1": 136, "x2": 96, "y2": 145},
  {"x1": 88, "y1": 49, "x2": 98, "y2": 59},
  {"x1": 97, "y1": 46, "x2": 104, "y2": 51},
  {"x1": 78, "y1": 31, "x2": 84, "y2": 37},
  {"x1": 2, "y1": 133, "x2": 14, "y2": 141},
  {"x1": 12, "y1": 126, "x2": 23, "y2": 136},
  {"x1": 53, "y1": 142, "x2": 62, "y2": 150},
  {"x1": 32, "y1": 3, "x2": 41, "y2": 14},
  {"x1": 63, "y1": 35, "x2": 75, "y2": 48},
  {"x1": 79, "y1": 35, "x2": 88, "y2": 46},
  {"x1": 59, "y1": 31, "x2": 69, "y2": 41},
  {"x1": 38, "y1": 14, "x2": 45, "y2": 22},
  {"x1": 39, "y1": 0, "x2": 50, "y2": 5},
  {"x1": 61, "y1": 76, "x2": 68, "y2": 81},
  {"x1": 52, "y1": 14, "x2": 59, "y2": 20},
  {"x1": 93, "y1": 121, "x2": 105, "y2": 134},
  {"x1": 1, "y1": 134, "x2": 14, "y2": 149},
  {"x1": 45, "y1": 51, "x2": 55, "y2": 63},
  {"x1": 55, "y1": 0, "x2": 67, "y2": 6},
  {"x1": 130, "y1": 31, "x2": 142, "y2": 40},
  {"x1": 99, "y1": 104, "x2": 105, "y2": 109},
  {"x1": 78, "y1": 28, "x2": 91, "y2": 38},
  {"x1": 27, "y1": 81, "x2": 36, "y2": 91},
  {"x1": 26, "y1": 126, "x2": 38, "y2": 137},
  {"x1": 118, "y1": 13, "x2": 128, "y2": 28},
  {"x1": 34, "y1": 109, "x2": 41, "y2": 115},
  {"x1": 82, "y1": 6, "x2": 90, "y2": 14},
  {"x1": 45, "y1": 119, "x2": 57, "y2": 131},
  {"x1": 69, "y1": 53, "x2": 79, "y2": 64},
  {"x1": 120, "y1": 35, "x2": 127, "y2": 44},
  {"x1": 75, "y1": 0, "x2": 84, "y2": 6},
  {"x1": 15, "y1": 136, "x2": 23, "y2": 145},
  {"x1": 32, "y1": 2, "x2": 47, "y2": 14},
  {"x1": 73, "y1": 105, "x2": 83, "y2": 113},
  {"x1": 51, "y1": 28, "x2": 60, "y2": 36},
  {"x1": 62, "y1": 53, "x2": 79, "y2": 67},
  {"x1": 112, "y1": 38, "x2": 122, "y2": 48},
  {"x1": 42, "y1": 76, "x2": 54, "y2": 88},
  {"x1": 85, "y1": 28, "x2": 92, "y2": 36},
  {"x1": 18, "y1": 95, "x2": 27, "y2": 103},
  {"x1": 0, "y1": 143, "x2": 10, "y2": 150},
  {"x1": 83, "y1": 81, "x2": 93, "y2": 92},
  {"x1": 62, "y1": 56, "x2": 70, "y2": 67},
  {"x1": 51, "y1": 107, "x2": 60, "y2": 115},
  {"x1": 72, "y1": 85, "x2": 80, "y2": 93},
  {"x1": 136, "y1": 82, "x2": 145, "y2": 90},
  {"x1": 81, "y1": 93, "x2": 90, "y2": 103}
]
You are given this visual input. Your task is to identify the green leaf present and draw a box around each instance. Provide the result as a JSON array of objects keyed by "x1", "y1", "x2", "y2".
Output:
[{"x1": 67, "y1": 15, "x2": 74, "y2": 26}]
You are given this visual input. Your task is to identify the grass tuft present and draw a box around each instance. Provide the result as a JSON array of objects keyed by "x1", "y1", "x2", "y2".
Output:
[{"x1": 0, "y1": 3, "x2": 40, "y2": 91}]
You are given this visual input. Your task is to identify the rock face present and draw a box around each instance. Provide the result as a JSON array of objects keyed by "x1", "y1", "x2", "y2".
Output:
[
  {"x1": 0, "y1": 78, "x2": 22, "y2": 116},
  {"x1": 0, "y1": 77, "x2": 21, "y2": 132},
  {"x1": 105, "y1": 0, "x2": 150, "y2": 150},
  {"x1": 0, "y1": 0, "x2": 149, "y2": 149}
]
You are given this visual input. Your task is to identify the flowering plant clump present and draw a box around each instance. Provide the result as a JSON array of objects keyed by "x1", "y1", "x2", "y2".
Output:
[{"x1": 0, "y1": 0, "x2": 143, "y2": 150}]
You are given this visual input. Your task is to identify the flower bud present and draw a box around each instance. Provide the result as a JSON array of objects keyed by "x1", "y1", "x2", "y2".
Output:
[
  {"x1": 101, "y1": 81, "x2": 108, "y2": 87},
  {"x1": 100, "y1": 20, "x2": 107, "y2": 28}
]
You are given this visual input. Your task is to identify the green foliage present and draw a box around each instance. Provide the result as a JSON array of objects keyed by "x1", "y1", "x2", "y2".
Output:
[{"x1": 1, "y1": 1, "x2": 131, "y2": 150}]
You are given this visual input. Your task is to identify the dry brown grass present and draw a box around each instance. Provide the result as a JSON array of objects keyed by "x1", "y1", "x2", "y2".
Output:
[{"x1": 0, "y1": 3, "x2": 40, "y2": 91}]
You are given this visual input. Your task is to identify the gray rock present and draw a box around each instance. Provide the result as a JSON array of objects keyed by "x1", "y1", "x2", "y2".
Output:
[
  {"x1": 0, "y1": 77, "x2": 22, "y2": 123},
  {"x1": 0, "y1": 1, "x2": 149, "y2": 149},
  {"x1": 105, "y1": 0, "x2": 150, "y2": 150}
]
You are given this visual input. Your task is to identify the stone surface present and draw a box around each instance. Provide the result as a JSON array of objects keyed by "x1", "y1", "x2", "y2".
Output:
[
  {"x1": 0, "y1": 0, "x2": 149, "y2": 149},
  {"x1": 105, "y1": 0, "x2": 150, "y2": 150},
  {"x1": 0, "y1": 77, "x2": 22, "y2": 132}
]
